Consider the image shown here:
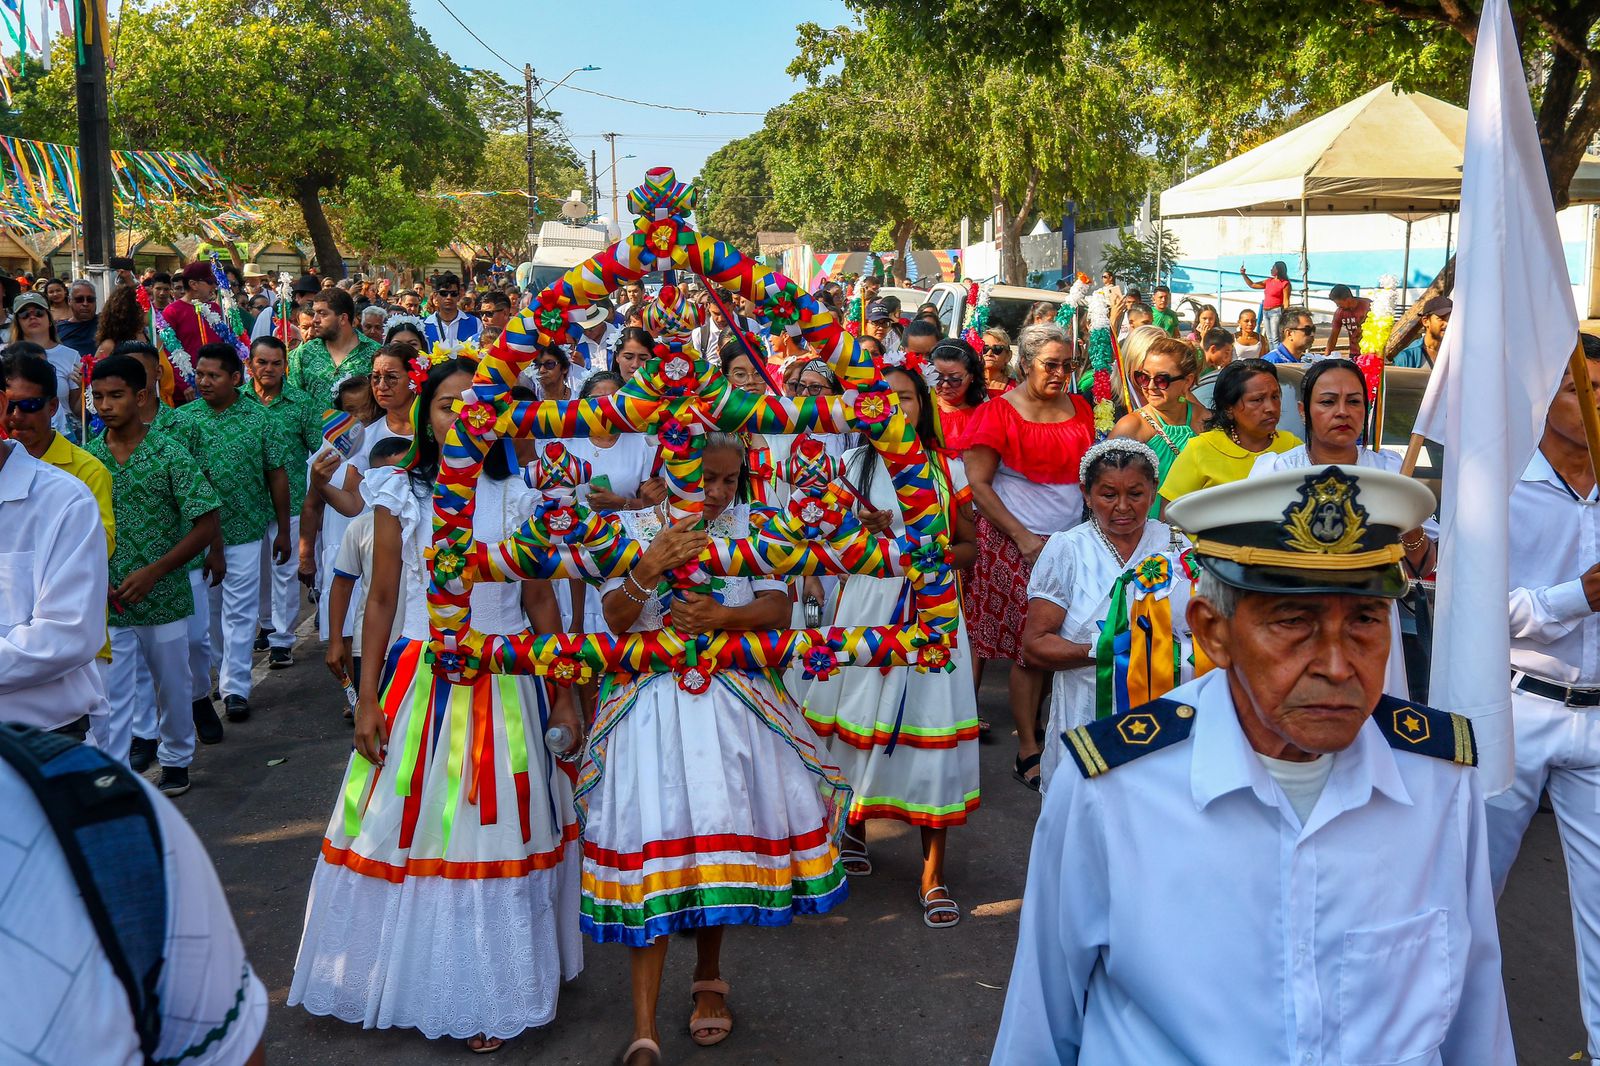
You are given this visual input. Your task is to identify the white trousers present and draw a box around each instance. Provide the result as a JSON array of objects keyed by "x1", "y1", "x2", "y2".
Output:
[
  {"x1": 1487, "y1": 687, "x2": 1600, "y2": 1058},
  {"x1": 258, "y1": 516, "x2": 302, "y2": 649},
  {"x1": 100, "y1": 621, "x2": 194, "y2": 767},
  {"x1": 207, "y1": 542, "x2": 261, "y2": 700},
  {"x1": 187, "y1": 569, "x2": 213, "y2": 701}
]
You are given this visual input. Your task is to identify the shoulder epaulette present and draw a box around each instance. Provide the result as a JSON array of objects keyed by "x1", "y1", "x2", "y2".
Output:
[
  {"x1": 1063, "y1": 697, "x2": 1197, "y2": 779},
  {"x1": 1373, "y1": 694, "x2": 1476, "y2": 766}
]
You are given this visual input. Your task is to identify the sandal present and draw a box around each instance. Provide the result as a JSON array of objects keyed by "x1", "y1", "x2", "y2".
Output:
[
  {"x1": 977, "y1": 716, "x2": 993, "y2": 740},
  {"x1": 919, "y1": 885, "x2": 961, "y2": 929},
  {"x1": 1013, "y1": 752, "x2": 1042, "y2": 792},
  {"x1": 688, "y1": 978, "x2": 733, "y2": 1046},
  {"x1": 621, "y1": 1037, "x2": 661, "y2": 1065},
  {"x1": 840, "y1": 826, "x2": 872, "y2": 876},
  {"x1": 466, "y1": 1034, "x2": 504, "y2": 1054}
]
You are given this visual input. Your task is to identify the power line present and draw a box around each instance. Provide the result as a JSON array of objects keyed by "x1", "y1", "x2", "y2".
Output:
[
  {"x1": 555, "y1": 83, "x2": 766, "y2": 117},
  {"x1": 431, "y1": 0, "x2": 520, "y2": 78}
]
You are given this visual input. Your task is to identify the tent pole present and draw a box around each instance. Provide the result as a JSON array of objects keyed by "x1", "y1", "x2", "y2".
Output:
[
  {"x1": 1300, "y1": 199, "x2": 1309, "y2": 305},
  {"x1": 1402, "y1": 219, "x2": 1412, "y2": 306},
  {"x1": 1445, "y1": 211, "x2": 1454, "y2": 264}
]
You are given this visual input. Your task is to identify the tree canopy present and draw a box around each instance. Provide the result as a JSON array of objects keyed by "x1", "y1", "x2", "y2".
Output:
[
  {"x1": 694, "y1": 132, "x2": 794, "y2": 251},
  {"x1": 14, "y1": 0, "x2": 485, "y2": 275}
]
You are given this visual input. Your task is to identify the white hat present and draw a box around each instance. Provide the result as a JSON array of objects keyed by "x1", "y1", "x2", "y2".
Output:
[
  {"x1": 1165, "y1": 464, "x2": 1434, "y2": 597},
  {"x1": 242, "y1": 262, "x2": 266, "y2": 279}
]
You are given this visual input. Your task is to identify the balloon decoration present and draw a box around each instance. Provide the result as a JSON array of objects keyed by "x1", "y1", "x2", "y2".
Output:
[{"x1": 425, "y1": 165, "x2": 960, "y2": 691}]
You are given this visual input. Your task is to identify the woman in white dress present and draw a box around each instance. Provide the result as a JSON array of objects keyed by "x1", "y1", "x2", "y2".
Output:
[
  {"x1": 1249, "y1": 358, "x2": 1436, "y2": 697},
  {"x1": 1020, "y1": 439, "x2": 1188, "y2": 793},
  {"x1": 581, "y1": 432, "x2": 850, "y2": 1066},
  {"x1": 290, "y1": 357, "x2": 584, "y2": 1054},
  {"x1": 803, "y1": 365, "x2": 979, "y2": 928}
]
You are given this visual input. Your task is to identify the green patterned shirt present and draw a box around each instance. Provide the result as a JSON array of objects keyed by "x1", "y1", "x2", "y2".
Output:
[
  {"x1": 287, "y1": 333, "x2": 380, "y2": 409},
  {"x1": 85, "y1": 429, "x2": 222, "y2": 627},
  {"x1": 246, "y1": 385, "x2": 324, "y2": 508},
  {"x1": 169, "y1": 395, "x2": 290, "y2": 546}
]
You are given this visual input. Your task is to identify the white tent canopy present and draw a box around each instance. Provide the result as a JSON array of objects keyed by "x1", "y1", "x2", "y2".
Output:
[{"x1": 1162, "y1": 81, "x2": 1600, "y2": 217}]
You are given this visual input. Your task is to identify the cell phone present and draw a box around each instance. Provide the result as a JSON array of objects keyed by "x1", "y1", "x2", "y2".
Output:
[{"x1": 591, "y1": 474, "x2": 612, "y2": 493}]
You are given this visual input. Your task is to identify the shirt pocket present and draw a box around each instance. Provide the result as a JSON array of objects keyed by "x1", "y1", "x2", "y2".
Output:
[
  {"x1": 0, "y1": 549, "x2": 37, "y2": 626},
  {"x1": 1338, "y1": 908, "x2": 1453, "y2": 1065}
]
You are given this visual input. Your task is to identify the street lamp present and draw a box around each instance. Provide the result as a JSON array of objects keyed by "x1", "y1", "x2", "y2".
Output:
[{"x1": 526, "y1": 64, "x2": 599, "y2": 253}]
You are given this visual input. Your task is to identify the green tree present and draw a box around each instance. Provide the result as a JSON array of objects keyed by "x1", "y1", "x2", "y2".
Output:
[
  {"x1": 695, "y1": 131, "x2": 793, "y2": 250},
  {"x1": 447, "y1": 130, "x2": 586, "y2": 260},
  {"x1": 12, "y1": 0, "x2": 484, "y2": 276},
  {"x1": 343, "y1": 167, "x2": 456, "y2": 271},
  {"x1": 1098, "y1": 226, "x2": 1182, "y2": 292}
]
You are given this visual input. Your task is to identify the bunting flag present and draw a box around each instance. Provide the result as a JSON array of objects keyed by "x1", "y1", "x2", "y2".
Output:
[{"x1": 0, "y1": 134, "x2": 244, "y2": 232}]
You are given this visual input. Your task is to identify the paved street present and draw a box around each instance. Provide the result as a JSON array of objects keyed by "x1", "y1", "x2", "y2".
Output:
[{"x1": 175, "y1": 621, "x2": 1589, "y2": 1064}]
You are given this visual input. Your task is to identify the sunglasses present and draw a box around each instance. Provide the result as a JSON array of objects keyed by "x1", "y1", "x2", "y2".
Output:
[
  {"x1": 1133, "y1": 371, "x2": 1183, "y2": 390},
  {"x1": 15, "y1": 306, "x2": 44, "y2": 319},
  {"x1": 983, "y1": 345, "x2": 1007, "y2": 355},
  {"x1": 70, "y1": 295, "x2": 96, "y2": 303},
  {"x1": 934, "y1": 374, "x2": 969, "y2": 388},
  {"x1": 6, "y1": 396, "x2": 48, "y2": 414},
  {"x1": 437, "y1": 289, "x2": 460, "y2": 298}
]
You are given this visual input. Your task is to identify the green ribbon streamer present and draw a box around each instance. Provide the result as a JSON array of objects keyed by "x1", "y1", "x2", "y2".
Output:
[{"x1": 1094, "y1": 570, "x2": 1135, "y2": 720}]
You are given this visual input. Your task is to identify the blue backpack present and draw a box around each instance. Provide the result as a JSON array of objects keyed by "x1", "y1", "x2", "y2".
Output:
[{"x1": 0, "y1": 724, "x2": 167, "y2": 1064}]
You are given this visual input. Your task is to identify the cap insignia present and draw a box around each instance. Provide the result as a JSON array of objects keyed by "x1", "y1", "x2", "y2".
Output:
[{"x1": 1281, "y1": 469, "x2": 1368, "y2": 555}]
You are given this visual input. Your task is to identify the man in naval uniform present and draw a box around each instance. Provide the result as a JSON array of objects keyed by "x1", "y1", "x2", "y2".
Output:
[{"x1": 991, "y1": 465, "x2": 1513, "y2": 1065}]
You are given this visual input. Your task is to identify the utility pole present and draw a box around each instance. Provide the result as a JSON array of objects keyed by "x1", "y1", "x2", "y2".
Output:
[
  {"x1": 524, "y1": 63, "x2": 538, "y2": 258},
  {"x1": 604, "y1": 133, "x2": 619, "y2": 222},
  {"x1": 590, "y1": 150, "x2": 599, "y2": 217},
  {"x1": 74, "y1": 0, "x2": 113, "y2": 292}
]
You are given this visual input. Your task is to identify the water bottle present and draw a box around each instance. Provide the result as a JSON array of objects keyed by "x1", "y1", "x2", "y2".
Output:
[{"x1": 545, "y1": 724, "x2": 578, "y2": 760}]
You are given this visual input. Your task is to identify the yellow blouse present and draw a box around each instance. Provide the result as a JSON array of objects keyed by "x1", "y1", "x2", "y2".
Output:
[{"x1": 1157, "y1": 428, "x2": 1302, "y2": 502}]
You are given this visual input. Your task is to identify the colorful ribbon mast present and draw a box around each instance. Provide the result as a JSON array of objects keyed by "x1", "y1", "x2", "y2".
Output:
[{"x1": 424, "y1": 165, "x2": 963, "y2": 690}]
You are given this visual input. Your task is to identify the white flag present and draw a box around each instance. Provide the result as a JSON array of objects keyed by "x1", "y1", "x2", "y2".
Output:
[{"x1": 1411, "y1": 0, "x2": 1577, "y2": 794}]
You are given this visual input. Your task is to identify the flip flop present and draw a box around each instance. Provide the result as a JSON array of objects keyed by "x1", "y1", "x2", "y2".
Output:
[
  {"x1": 919, "y1": 885, "x2": 961, "y2": 929},
  {"x1": 689, "y1": 978, "x2": 733, "y2": 1046},
  {"x1": 466, "y1": 1034, "x2": 504, "y2": 1054},
  {"x1": 840, "y1": 826, "x2": 872, "y2": 876},
  {"x1": 1013, "y1": 752, "x2": 1042, "y2": 792},
  {"x1": 621, "y1": 1037, "x2": 660, "y2": 1065}
]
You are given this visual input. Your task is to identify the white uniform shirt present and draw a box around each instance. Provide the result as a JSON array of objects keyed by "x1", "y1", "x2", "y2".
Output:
[
  {"x1": 0, "y1": 440, "x2": 109, "y2": 729},
  {"x1": 991, "y1": 670, "x2": 1513, "y2": 1065},
  {"x1": 0, "y1": 765, "x2": 268, "y2": 1065},
  {"x1": 1508, "y1": 449, "x2": 1599, "y2": 686}
]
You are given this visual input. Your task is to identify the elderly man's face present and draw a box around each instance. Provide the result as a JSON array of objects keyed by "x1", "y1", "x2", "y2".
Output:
[{"x1": 1190, "y1": 589, "x2": 1391, "y2": 759}]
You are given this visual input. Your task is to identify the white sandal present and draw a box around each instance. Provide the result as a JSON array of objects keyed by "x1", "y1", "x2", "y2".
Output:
[
  {"x1": 919, "y1": 885, "x2": 961, "y2": 929},
  {"x1": 840, "y1": 827, "x2": 872, "y2": 876}
]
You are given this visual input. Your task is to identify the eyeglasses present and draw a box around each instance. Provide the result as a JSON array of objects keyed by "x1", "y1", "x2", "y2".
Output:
[
  {"x1": 1036, "y1": 361, "x2": 1071, "y2": 378},
  {"x1": 983, "y1": 345, "x2": 1008, "y2": 355},
  {"x1": 369, "y1": 372, "x2": 405, "y2": 387},
  {"x1": 1285, "y1": 325, "x2": 1315, "y2": 334},
  {"x1": 1133, "y1": 370, "x2": 1183, "y2": 390},
  {"x1": 789, "y1": 382, "x2": 829, "y2": 396},
  {"x1": 536, "y1": 360, "x2": 562, "y2": 372},
  {"x1": 727, "y1": 368, "x2": 758, "y2": 385},
  {"x1": 934, "y1": 374, "x2": 969, "y2": 388},
  {"x1": 6, "y1": 396, "x2": 48, "y2": 414},
  {"x1": 70, "y1": 295, "x2": 96, "y2": 304}
]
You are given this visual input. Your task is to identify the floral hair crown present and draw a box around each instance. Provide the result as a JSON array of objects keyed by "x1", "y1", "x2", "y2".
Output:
[
  {"x1": 877, "y1": 347, "x2": 938, "y2": 387},
  {"x1": 1078, "y1": 437, "x2": 1161, "y2": 486},
  {"x1": 383, "y1": 313, "x2": 425, "y2": 338}
]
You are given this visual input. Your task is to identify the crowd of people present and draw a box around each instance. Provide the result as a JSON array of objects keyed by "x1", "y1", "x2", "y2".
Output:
[{"x1": 0, "y1": 254, "x2": 1594, "y2": 1066}]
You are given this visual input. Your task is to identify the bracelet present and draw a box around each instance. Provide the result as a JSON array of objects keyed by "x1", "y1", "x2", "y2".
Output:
[
  {"x1": 623, "y1": 569, "x2": 655, "y2": 603},
  {"x1": 1400, "y1": 531, "x2": 1428, "y2": 552},
  {"x1": 618, "y1": 577, "x2": 650, "y2": 605}
]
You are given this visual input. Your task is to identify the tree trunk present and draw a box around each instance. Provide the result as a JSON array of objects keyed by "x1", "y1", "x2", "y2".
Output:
[
  {"x1": 998, "y1": 165, "x2": 1042, "y2": 287},
  {"x1": 1383, "y1": 255, "x2": 1456, "y2": 360},
  {"x1": 294, "y1": 177, "x2": 346, "y2": 279},
  {"x1": 889, "y1": 218, "x2": 916, "y2": 282}
]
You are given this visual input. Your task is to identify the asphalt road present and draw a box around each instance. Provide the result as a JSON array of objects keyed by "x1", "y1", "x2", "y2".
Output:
[{"x1": 173, "y1": 622, "x2": 1589, "y2": 1064}]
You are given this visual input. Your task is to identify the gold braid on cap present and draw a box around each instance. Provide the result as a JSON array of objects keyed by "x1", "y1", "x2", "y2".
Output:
[{"x1": 1192, "y1": 539, "x2": 1404, "y2": 570}]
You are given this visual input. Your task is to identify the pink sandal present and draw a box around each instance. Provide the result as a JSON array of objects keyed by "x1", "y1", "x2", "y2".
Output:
[
  {"x1": 621, "y1": 1036, "x2": 661, "y2": 1064},
  {"x1": 688, "y1": 978, "x2": 734, "y2": 1046}
]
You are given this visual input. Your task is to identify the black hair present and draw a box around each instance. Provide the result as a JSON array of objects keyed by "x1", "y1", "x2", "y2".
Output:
[
  {"x1": 854, "y1": 364, "x2": 941, "y2": 506},
  {"x1": 1328, "y1": 284, "x2": 1353, "y2": 302},
  {"x1": 1, "y1": 345, "x2": 58, "y2": 395},
  {"x1": 509, "y1": 384, "x2": 537, "y2": 401},
  {"x1": 701, "y1": 430, "x2": 752, "y2": 505},
  {"x1": 1298, "y1": 356, "x2": 1369, "y2": 422},
  {"x1": 905, "y1": 318, "x2": 940, "y2": 342},
  {"x1": 930, "y1": 340, "x2": 987, "y2": 408},
  {"x1": 1079, "y1": 445, "x2": 1159, "y2": 521},
  {"x1": 1207, "y1": 358, "x2": 1279, "y2": 433},
  {"x1": 856, "y1": 334, "x2": 885, "y2": 358},
  {"x1": 479, "y1": 290, "x2": 511, "y2": 312},
  {"x1": 313, "y1": 287, "x2": 356, "y2": 322},
  {"x1": 580, "y1": 370, "x2": 625, "y2": 398},
  {"x1": 617, "y1": 325, "x2": 654, "y2": 354},
  {"x1": 818, "y1": 281, "x2": 845, "y2": 315},
  {"x1": 195, "y1": 341, "x2": 243, "y2": 377},
  {"x1": 719, "y1": 335, "x2": 762, "y2": 381},
  {"x1": 113, "y1": 339, "x2": 159, "y2": 363},
  {"x1": 250, "y1": 334, "x2": 287, "y2": 356},
  {"x1": 92, "y1": 353, "x2": 147, "y2": 391},
  {"x1": 1201, "y1": 327, "x2": 1235, "y2": 350},
  {"x1": 1581, "y1": 333, "x2": 1600, "y2": 361},
  {"x1": 374, "y1": 341, "x2": 416, "y2": 370},
  {"x1": 916, "y1": 302, "x2": 939, "y2": 318},
  {"x1": 367, "y1": 435, "x2": 412, "y2": 465},
  {"x1": 536, "y1": 343, "x2": 570, "y2": 372},
  {"x1": 1153, "y1": 285, "x2": 1171, "y2": 296},
  {"x1": 336, "y1": 375, "x2": 372, "y2": 410},
  {"x1": 143, "y1": 271, "x2": 171, "y2": 286},
  {"x1": 385, "y1": 321, "x2": 427, "y2": 346},
  {"x1": 1270, "y1": 261, "x2": 1288, "y2": 280},
  {"x1": 879, "y1": 295, "x2": 902, "y2": 317},
  {"x1": 435, "y1": 271, "x2": 461, "y2": 290},
  {"x1": 407, "y1": 357, "x2": 477, "y2": 494}
]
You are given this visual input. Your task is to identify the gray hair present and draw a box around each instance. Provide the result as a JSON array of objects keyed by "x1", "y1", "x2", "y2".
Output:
[
  {"x1": 69, "y1": 278, "x2": 96, "y2": 295},
  {"x1": 360, "y1": 305, "x2": 387, "y2": 322},
  {"x1": 1195, "y1": 569, "x2": 1238, "y2": 619},
  {"x1": 1016, "y1": 322, "x2": 1069, "y2": 372}
]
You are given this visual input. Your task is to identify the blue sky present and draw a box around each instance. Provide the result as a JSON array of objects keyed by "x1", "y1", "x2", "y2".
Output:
[{"x1": 415, "y1": 0, "x2": 853, "y2": 214}]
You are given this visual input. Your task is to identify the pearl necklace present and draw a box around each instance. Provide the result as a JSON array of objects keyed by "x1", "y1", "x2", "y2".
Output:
[
  {"x1": 1090, "y1": 517, "x2": 1137, "y2": 567},
  {"x1": 1227, "y1": 426, "x2": 1271, "y2": 452}
]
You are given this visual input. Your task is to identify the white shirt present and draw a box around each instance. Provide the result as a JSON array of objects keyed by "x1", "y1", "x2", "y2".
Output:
[
  {"x1": 0, "y1": 765, "x2": 268, "y2": 1065},
  {"x1": 331, "y1": 510, "x2": 403, "y2": 651},
  {"x1": 991, "y1": 670, "x2": 1513, "y2": 1065},
  {"x1": 0, "y1": 440, "x2": 109, "y2": 728},
  {"x1": 1508, "y1": 449, "x2": 1599, "y2": 686},
  {"x1": 43, "y1": 343, "x2": 78, "y2": 435},
  {"x1": 566, "y1": 433, "x2": 657, "y2": 506}
]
